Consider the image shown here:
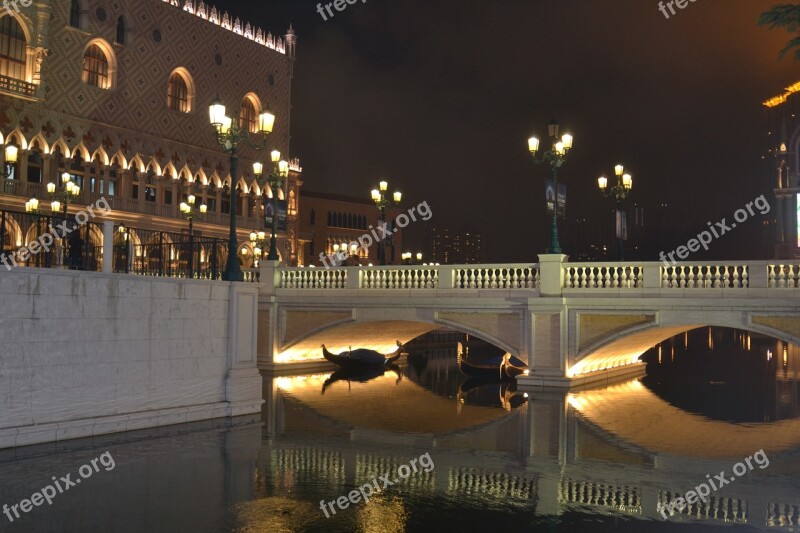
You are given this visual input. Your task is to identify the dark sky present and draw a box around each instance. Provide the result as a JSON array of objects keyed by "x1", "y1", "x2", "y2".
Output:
[{"x1": 216, "y1": 0, "x2": 798, "y2": 262}]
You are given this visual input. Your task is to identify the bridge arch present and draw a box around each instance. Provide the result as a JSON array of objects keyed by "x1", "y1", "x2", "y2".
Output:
[
  {"x1": 569, "y1": 309, "x2": 800, "y2": 377},
  {"x1": 272, "y1": 307, "x2": 524, "y2": 364}
]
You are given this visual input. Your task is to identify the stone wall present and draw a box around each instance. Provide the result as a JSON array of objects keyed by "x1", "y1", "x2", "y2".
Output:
[{"x1": 0, "y1": 268, "x2": 262, "y2": 448}]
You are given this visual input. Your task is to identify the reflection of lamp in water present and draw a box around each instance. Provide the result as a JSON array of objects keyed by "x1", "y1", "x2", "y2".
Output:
[
  {"x1": 784, "y1": 346, "x2": 789, "y2": 368},
  {"x1": 767, "y1": 349, "x2": 772, "y2": 362}
]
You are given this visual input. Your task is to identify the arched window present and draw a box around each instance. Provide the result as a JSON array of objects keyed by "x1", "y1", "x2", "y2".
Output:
[
  {"x1": 327, "y1": 211, "x2": 332, "y2": 226},
  {"x1": 116, "y1": 16, "x2": 126, "y2": 45},
  {"x1": 0, "y1": 16, "x2": 26, "y2": 81},
  {"x1": 167, "y1": 72, "x2": 188, "y2": 112},
  {"x1": 82, "y1": 44, "x2": 110, "y2": 88},
  {"x1": 239, "y1": 97, "x2": 257, "y2": 133},
  {"x1": 70, "y1": 0, "x2": 81, "y2": 28},
  {"x1": 310, "y1": 209, "x2": 316, "y2": 226}
]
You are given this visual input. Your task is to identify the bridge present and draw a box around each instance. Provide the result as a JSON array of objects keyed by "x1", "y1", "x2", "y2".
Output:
[{"x1": 255, "y1": 255, "x2": 800, "y2": 388}]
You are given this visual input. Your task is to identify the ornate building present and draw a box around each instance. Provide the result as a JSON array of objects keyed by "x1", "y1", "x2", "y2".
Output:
[
  {"x1": 0, "y1": 0, "x2": 302, "y2": 270},
  {"x1": 299, "y1": 190, "x2": 404, "y2": 266},
  {"x1": 764, "y1": 81, "x2": 800, "y2": 260}
]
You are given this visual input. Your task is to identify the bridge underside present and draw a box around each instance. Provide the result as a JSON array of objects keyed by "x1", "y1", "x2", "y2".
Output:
[{"x1": 275, "y1": 321, "x2": 438, "y2": 363}]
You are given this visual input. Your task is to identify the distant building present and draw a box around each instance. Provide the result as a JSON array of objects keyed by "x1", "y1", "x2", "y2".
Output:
[
  {"x1": 764, "y1": 81, "x2": 800, "y2": 259},
  {"x1": 298, "y1": 190, "x2": 404, "y2": 266},
  {"x1": 428, "y1": 227, "x2": 482, "y2": 264}
]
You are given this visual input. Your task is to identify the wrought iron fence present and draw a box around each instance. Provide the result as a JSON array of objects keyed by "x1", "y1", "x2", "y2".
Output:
[
  {"x1": 0, "y1": 208, "x2": 260, "y2": 281},
  {"x1": 113, "y1": 225, "x2": 228, "y2": 280},
  {"x1": 1, "y1": 208, "x2": 104, "y2": 271}
]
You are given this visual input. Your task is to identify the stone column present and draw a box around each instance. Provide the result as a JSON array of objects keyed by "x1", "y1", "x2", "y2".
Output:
[
  {"x1": 225, "y1": 282, "x2": 265, "y2": 415},
  {"x1": 257, "y1": 260, "x2": 282, "y2": 369},
  {"x1": 102, "y1": 220, "x2": 114, "y2": 273}
]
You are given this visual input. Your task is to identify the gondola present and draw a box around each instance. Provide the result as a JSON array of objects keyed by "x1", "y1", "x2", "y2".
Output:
[
  {"x1": 321, "y1": 364, "x2": 402, "y2": 394},
  {"x1": 456, "y1": 342, "x2": 528, "y2": 380},
  {"x1": 321, "y1": 341, "x2": 404, "y2": 369}
]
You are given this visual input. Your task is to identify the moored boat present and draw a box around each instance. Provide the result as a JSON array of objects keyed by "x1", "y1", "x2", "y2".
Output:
[
  {"x1": 321, "y1": 341, "x2": 404, "y2": 369},
  {"x1": 456, "y1": 342, "x2": 528, "y2": 380}
]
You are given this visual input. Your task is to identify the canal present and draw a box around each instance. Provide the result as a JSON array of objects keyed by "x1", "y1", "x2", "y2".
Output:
[{"x1": 1, "y1": 327, "x2": 798, "y2": 532}]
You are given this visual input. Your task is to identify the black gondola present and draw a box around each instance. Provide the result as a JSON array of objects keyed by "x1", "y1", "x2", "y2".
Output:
[
  {"x1": 456, "y1": 342, "x2": 528, "y2": 380},
  {"x1": 321, "y1": 364, "x2": 402, "y2": 394},
  {"x1": 321, "y1": 341, "x2": 404, "y2": 369}
]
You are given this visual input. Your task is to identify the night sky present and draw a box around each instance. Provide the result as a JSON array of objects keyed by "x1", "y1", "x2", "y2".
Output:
[{"x1": 215, "y1": 0, "x2": 798, "y2": 262}]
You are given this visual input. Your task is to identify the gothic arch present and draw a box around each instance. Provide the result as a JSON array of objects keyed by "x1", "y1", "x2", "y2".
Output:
[
  {"x1": 28, "y1": 133, "x2": 49, "y2": 154},
  {"x1": 51, "y1": 139, "x2": 69, "y2": 158}
]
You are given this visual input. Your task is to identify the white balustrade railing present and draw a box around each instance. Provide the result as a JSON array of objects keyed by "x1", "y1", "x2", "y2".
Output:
[
  {"x1": 453, "y1": 265, "x2": 539, "y2": 289},
  {"x1": 361, "y1": 267, "x2": 438, "y2": 289},
  {"x1": 769, "y1": 264, "x2": 800, "y2": 288},
  {"x1": 564, "y1": 264, "x2": 643, "y2": 289},
  {"x1": 271, "y1": 261, "x2": 800, "y2": 293},
  {"x1": 661, "y1": 264, "x2": 748, "y2": 289},
  {"x1": 281, "y1": 268, "x2": 347, "y2": 289}
]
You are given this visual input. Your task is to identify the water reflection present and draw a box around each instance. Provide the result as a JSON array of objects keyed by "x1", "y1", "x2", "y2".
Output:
[
  {"x1": 2, "y1": 328, "x2": 800, "y2": 532},
  {"x1": 641, "y1": 327, "x2": 800, "y2": 423}
]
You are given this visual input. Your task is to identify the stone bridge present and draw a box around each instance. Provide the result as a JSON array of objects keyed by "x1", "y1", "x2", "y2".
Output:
[{"x1": 255, "y1": 255, "x2": 800, "y2": 388}]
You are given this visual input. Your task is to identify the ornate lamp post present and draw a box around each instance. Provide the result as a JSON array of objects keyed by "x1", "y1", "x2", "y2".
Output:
[
  {"x1": 598, "y1": 164, "x2": 633, "y2": 260},
  {"x1": 255, "y1": 150, "x2": 289, "y2": 261},
  {"x1": 370, "y1": 180, "x2": 401, "y2": 265},
  {"x1": 117, "y1": 223, "x2": 131, "y2": 273},
  {"x1": 179, "y1": 194, "x2": 207, "y2": 277},
  {"x1": 47, "y1": 172, "x2": 81, "y2": 268},
  {"x1": 528, "y1": 120, "x2": 573, "y2": 254},
  {"x1": 47, "y1": 172, "x2": 80, "y2": 218},
  {"x1": 249, "y1": 229, "x2": 268, "y2": 266},
  {"x1": 0, "y1": 143, "x2": 18, "y2": 190},
  {"x1": 25, "y1": 197, "x2": 45, "y2": 267},
  {"x1": 208, "y1": 97, "x2": 275, "y2": 281}
]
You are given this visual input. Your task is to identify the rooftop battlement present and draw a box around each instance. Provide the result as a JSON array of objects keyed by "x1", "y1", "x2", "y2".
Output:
[{"x1": 164, "y1": 0, "x2": 289, "y2": 54}]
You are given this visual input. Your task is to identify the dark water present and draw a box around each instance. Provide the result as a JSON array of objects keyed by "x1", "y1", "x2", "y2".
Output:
[{"x1": 1, "y1": 328, "x2": 799, "y2": 532}]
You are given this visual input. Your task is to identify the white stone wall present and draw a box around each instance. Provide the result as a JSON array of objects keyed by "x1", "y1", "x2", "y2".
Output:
[{"x1": 0, "y1": 268, "x2": 262, "y2": 448}]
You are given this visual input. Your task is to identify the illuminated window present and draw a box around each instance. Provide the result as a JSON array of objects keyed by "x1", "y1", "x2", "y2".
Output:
[
  {"x1": 167, "y1": 72, "x2": 188, "y2": 112},
  {"x1": 239, "y1": 97, "x2": 257, "y2": 133},
  {"x1": 0, "y1": 16, "x2": 26, "y2": 81},
  {"x1": 82, "y1": 44, "x2": 109, "y2": 88}
]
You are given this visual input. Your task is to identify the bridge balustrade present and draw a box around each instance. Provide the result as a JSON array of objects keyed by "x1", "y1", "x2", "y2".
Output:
[{"x1": 272, "y1": 259, "x2": 800, "y2": 293}]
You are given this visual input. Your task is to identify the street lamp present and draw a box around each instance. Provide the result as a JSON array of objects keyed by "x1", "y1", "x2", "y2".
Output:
[
  {"x1": 209, "y1": 96, "x2": 275, "y2": 281},
  {"x1": 255, "y1": 150, "x2": 289, "y2": 261},
  {"x1": 179, "y1": 194, "x2": 207, "y2": 277},
  {"x1": 47, "y1": 171, "x2": 80, "y2": 218},
  {"x1": 528, "y1": 120, "x2": 573, "y2": 254},
  {"x1": 597, "y1": 163, "x2": 633, "y2": 260},
  {"x1": 1, "y1": 143, "x2": 18, "y2": 187},
  {"x1": 370, "y1": 180, "x2": 401, "y2": 265},
  {"x1": 25, "y1": 197, "x2": 46, "y2": 267},
  {"x1": 249, "y1": 229, "x2": 268, "y2": 266}
]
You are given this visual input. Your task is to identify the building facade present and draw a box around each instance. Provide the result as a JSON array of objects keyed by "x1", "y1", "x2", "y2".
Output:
[
  {"x1": 0, "y1": 0, "x2": 303, "y2": 272},
  {"x1": 765, "y1": 81, "x2": 800, "y2": 260},
  {"x1": 428, "y1": 226, "x2": 483, "y2": 264},
  {"x1": 299, "y1": 190, "x2": 404, "y2": 266}
]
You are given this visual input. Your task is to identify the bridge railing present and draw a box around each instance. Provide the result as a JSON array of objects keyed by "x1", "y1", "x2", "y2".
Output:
[
  {"x1": 270, "y1": 259, "x2": 800, "y2": 293},
  {"x1": 276, "y1": 263, "x2": 541, "y2": 290}
]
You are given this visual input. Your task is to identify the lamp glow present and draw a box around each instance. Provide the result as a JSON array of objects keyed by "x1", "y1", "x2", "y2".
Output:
[
  {"x1": 528, "y1": 136, "x2": 540, "y2": 153},
  {"x1": 379, "y1": 180, "x2": 388, "y2": 192},
  {"x1": 393, "y1": 191, "x2": 402, "y2": 203},
  {"x1": 209, "y1": 97, "x2": 226, "y2": 127},
  {"x1": 598, "y1": 176, "x2": 608, "y2": 190},
  {"x1": 4, "y1": 144, "x2": 18, "y2": 164}
]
